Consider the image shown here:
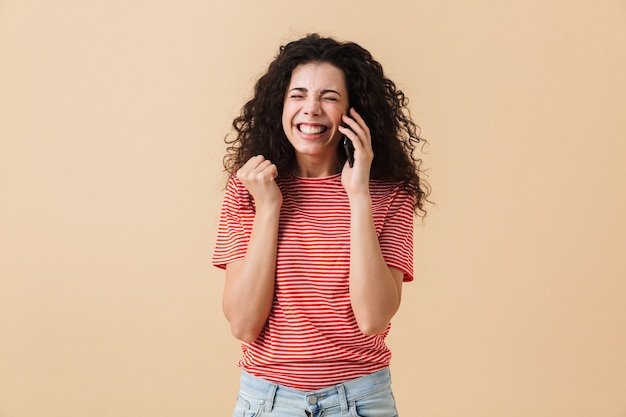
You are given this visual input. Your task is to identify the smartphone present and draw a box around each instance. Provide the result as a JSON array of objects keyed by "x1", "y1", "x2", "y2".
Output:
[{"x1": 342, "y1": 135, "x2": 354, "y2": 167}]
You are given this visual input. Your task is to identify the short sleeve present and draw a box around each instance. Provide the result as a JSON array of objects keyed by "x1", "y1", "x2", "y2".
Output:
[
  {"x1": 378, "y1": 187, "x2": 415, "y2": 282},
  {"x1": 211, "y1": 176, "x2": 254, "y2": 270}
]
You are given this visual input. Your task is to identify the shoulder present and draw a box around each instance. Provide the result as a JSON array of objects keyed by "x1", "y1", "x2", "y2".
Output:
[
  {"x1": 370, "y1": 180, "x2": 412, "y2": 200},
  {"x1": 224, "y1": 175, "x2": 254, "y2": 209},
  {"x1": 370, "y1": 181, "x2": 415, "y2": 217}
]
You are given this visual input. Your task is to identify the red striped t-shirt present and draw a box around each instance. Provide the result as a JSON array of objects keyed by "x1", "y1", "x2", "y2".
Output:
[{"x1": 212, "y1": 173, "x2": 414, "y2": 390}]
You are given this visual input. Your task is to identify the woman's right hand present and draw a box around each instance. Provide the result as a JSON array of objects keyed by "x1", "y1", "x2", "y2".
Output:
[
  {"x1": 236, "y1": 155, "x2": 283, "y2": 210},
  {"x1": 225, "y1": 155, "x2": 282, "y2": 343}
]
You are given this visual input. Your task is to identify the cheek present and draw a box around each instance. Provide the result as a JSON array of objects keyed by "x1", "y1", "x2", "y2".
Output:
[
  {"x1": 328, "y1": 107, "x2": 345, "y2": 125},
  {"x1": 281, "y1": 104, "x2": 292, "y2": 133},
  {"x1": 281, "y1": 113, "x2": 291, "y2": 137}
]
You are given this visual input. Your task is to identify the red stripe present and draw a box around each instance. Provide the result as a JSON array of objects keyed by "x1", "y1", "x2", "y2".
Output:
[{"x1": 212, "y1": 174, "x2": 414, "y2": 390}]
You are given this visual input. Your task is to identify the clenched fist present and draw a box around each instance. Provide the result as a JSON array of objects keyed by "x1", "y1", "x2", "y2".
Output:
[{"x1": 236, "y1": 155, "x2": 283, "y2": 211}]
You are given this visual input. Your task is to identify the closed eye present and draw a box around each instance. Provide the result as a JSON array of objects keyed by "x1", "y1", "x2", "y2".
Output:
[{"x1": 288, "y1": 88, "x2": 307, "y2": 100}]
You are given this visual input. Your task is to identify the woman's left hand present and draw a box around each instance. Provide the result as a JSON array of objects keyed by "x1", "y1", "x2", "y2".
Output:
[{"x1": 339, "y1": 107, "x2": 373, "y2": 196}]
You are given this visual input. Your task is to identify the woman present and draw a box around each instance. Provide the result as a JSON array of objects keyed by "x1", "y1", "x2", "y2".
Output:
[{"x1": 213, "y1": 33, "x2": 428, "y2": 417}]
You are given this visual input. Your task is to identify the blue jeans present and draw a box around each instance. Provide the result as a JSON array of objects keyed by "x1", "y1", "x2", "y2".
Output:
[{"x1": 233, "y1": 368, "x2": 399, "y2": 417}]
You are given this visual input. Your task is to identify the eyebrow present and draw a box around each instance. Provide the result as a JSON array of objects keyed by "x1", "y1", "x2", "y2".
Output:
[{"x1": 288, "y1": 87, "x2": 342, "y2": 96}]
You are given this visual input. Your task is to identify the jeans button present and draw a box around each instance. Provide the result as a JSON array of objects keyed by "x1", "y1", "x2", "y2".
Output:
[{"x1": 308, "y1": 395, "x2": 317, "y2": 405}]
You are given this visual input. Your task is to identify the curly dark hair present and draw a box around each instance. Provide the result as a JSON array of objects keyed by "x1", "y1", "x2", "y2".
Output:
[{"x1": 224, "y1": 33, "x2": 429, "y2": 215}]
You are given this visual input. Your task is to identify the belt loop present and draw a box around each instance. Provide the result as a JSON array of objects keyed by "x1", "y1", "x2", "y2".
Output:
[
  {"x1": 336, "y1": 383, "x2": 348, "y2": 414},
  {"x1": 265, "y1": 382, "x2": 278, "y2": 412}
]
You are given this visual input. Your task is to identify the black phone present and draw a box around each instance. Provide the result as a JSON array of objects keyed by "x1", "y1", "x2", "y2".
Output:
[{"x1": 342, "y1": 135, "x2": 354, "y2": 167}]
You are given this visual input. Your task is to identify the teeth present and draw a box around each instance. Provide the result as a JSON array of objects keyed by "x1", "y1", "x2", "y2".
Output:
[{"x1": 299, "y1": 124, "x2": 326, "y2": 134}]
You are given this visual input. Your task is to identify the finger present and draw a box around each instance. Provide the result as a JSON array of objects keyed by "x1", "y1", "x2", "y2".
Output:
[
  {"x1": 242, "y1": 159, "x2": 278, "y2": 184},
  {"x1": 348, "y1": 109, "x2": 372, "y2": 148},
  {"x1": 341, "y1": 114, "x2": 363, "y2": 137},
  {"x1": 264, "y1": 162, "x2": 279, "y2": 179},
  {"x1": 246, "y1": 155, "x2": 267, "y2": 169},
  {"x1": 340, "y1": 116, "x2": 367, "y2": 150},
  {"x1": 255, "y1": 160, "x2": 278, "y2": 178},
  {"x1": 237, "y1": 155, "x2": 266, "y2": 177},
  {"x1": 341, "y1": 109, "x2": 369, "y2": 138},
  {"x1": 349, "y1": 107, "x2": 370, "y2": 135}
]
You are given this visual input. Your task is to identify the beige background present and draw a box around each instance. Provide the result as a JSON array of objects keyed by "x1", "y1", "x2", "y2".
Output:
[{"x1": 1, "y1": 0, "x2": 625, "y2": 416}]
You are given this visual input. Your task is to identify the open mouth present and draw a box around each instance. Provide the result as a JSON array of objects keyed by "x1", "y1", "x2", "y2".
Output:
[{"x1": 298, "y1": 124, "x2": 328, "y2": 135}]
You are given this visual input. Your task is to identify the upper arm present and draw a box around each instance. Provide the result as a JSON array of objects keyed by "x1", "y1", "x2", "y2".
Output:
[
  {"x1": 389, "y1": 266, "x2": 404, "y2": 302},
  {"x1": 223, "y1": 259, "x2": 246, "y2": 300}
]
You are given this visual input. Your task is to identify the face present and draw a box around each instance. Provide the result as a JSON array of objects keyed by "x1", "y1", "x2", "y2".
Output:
[{"x1": 282, "y1": 62, "x2": 349, "y2": 172}]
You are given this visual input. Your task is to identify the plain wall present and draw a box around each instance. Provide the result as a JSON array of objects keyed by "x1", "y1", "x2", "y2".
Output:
[{"x1": 1, "y1": 1, "x2": 625, "y2": 416}]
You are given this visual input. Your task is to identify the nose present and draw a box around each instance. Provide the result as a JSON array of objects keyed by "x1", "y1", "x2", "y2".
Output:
[{"x1": 303, "y1": 96, "x2": 321, "y2": 116}]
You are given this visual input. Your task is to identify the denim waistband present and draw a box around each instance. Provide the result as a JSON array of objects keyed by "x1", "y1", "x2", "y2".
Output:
[{"x1": 239, "y1": 367, "x2": 392, "y2": 414}]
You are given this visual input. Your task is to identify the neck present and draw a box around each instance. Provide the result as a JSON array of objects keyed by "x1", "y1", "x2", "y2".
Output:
[{"x1": 292, "y1": 156, "x2": 341, "y2": 178}]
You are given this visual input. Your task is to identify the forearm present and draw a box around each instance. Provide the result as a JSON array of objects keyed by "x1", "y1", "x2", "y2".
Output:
[
  {"x1": 222, "y1": 207, "x2": 280, "y2": 343},
  {"x1": 348, "y1": 194, "x2": 403, "y2": 335}
]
